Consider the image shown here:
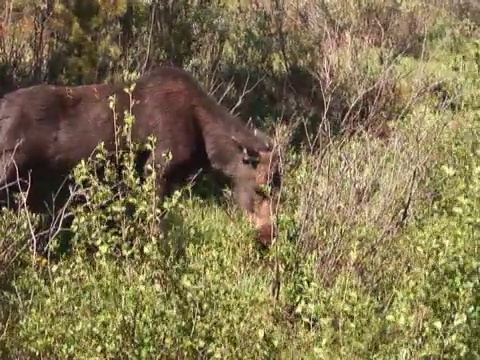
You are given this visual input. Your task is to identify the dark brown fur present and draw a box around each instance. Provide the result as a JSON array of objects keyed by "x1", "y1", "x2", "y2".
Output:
[{"x1": 0, "y1": 66, "x2": 280, "y2": 248}]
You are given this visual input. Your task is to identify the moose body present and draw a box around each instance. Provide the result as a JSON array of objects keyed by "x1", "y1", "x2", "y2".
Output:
[{"x1": 0, "y1": 66, "x2": 280, "y2": 246}]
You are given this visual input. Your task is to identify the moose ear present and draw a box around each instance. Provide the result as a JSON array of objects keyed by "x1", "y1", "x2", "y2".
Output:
[
  {"x1": 231, "y1": 135, "x2": 244, "y2": 152},
  {"x1": 231, "y1": 136, "x2": 260, "y2": 165},
  {"x1": 252, "y1": 128, "x2": 273, "y2": 151}
]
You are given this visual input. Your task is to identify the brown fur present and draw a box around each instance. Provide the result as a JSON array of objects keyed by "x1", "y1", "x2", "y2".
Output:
[{"x1": 0, "y1": 66, "x2": 280, "y2": 247}]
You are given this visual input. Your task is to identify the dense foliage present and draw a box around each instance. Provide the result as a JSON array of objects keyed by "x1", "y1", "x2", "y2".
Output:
[{"x1": 1, "y1": 0, "x2": 479, "y2": 358}]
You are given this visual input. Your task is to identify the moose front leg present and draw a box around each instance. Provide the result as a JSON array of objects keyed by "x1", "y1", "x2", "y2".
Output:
[{"x1": 141, "y1": 148, "x2": 180, "y2": 237}]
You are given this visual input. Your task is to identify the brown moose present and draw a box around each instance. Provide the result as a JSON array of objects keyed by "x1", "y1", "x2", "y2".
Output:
[{"x1": 0, "y1": 66, "x2": 280, "y2": 247}]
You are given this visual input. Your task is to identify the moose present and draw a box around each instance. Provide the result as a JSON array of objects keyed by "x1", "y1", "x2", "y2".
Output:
[{"x1": 0, "y1": 66, "x2": 281, "y2": 249}]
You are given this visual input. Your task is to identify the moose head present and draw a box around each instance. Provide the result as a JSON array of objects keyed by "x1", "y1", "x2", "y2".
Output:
[{"x1": 231, "y1": 131, "x2": 281, "y2": 247}]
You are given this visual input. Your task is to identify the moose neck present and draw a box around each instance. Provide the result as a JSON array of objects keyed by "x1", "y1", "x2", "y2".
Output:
[{"x1": 192, "y1": 94, "x2": 269, "y2": 174}]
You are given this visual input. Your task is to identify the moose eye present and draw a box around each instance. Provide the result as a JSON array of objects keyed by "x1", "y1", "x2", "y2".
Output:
[{"x1": 242, "y1": 156, "x2": 259, "y2": 168}]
